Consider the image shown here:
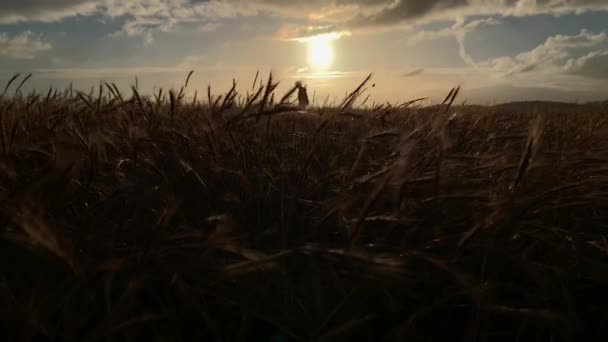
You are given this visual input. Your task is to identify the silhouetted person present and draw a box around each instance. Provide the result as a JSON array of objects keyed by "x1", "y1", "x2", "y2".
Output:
[{"x1": 295, "y1": 81, "x2": 309, "y2": 109}]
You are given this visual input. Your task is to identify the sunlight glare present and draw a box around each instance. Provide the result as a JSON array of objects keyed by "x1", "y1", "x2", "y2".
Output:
[{"x1": 308, "y1": 36, "x2": 333, "y2": 69}]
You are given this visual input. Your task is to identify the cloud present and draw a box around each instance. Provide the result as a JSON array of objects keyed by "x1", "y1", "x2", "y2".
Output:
[
  {"x1": 402, "y1": 68, "x2": 424, "y2": 77},
  {"x1": 407, "y1": 18, "x2": 501, "y2": 45},
  {"x1": 178, "y1": 55, "x2": 208, "y2": 69},
  {"x1": 410, "y1": 23, "x2": 608, "y2": 79},
  {"x1": 564, "y1": 51, "x2": 608, "y2": 78},
  {"x1": 406, "y1": 18, "x2": 501, "y2": 66},
  {"x1": 0, "y1": 31, "x2": 51, "y2": 59},
  {"x1": 401, "y1": 28, "x2": 608, "y2": 94},
  {"x1": 482, "y1": 30, "x2": 608, "y2": 75},
  {"x1": 101, "y1": 0, "x2": 262, "y2": 43},
  {"x1": 281, "y1": 29, "x2": 352, "y2": 42},
  {"x1": 198, "y1": 22, "x2": 222, "y2": 32}
]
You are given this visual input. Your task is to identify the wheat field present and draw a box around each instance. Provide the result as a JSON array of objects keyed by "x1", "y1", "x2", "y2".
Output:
[{"x1": 1, "y1": 72, "x2": 608, "y2": 341}]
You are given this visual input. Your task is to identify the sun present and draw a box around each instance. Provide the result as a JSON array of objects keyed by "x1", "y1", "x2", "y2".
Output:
[{"x1": 308, "y1": 36, "x2": 333, "y2": 69}]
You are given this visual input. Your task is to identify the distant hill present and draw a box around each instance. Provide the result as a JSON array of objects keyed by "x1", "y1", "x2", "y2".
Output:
[
  {"x1": 423, "y1": 100, "x2": 606, "y2": 114},
  {"x1": 487, "y1": 100, "x2": 607, "y2": 114},
  {"x1": 463, "y1": 84, "x2": 607, "y2": 105}
]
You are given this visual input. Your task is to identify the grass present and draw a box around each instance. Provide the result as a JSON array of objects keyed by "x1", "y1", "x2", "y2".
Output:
[{"x1": 1, "y1": 71, "x2": 608, "y2": 341}]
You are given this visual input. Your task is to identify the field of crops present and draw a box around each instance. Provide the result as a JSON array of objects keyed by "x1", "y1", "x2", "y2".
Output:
[{"x1": 1, "y1": 73, "x2": 607, "y2": 341}]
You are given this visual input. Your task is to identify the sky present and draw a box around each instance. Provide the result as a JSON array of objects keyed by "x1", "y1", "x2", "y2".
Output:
[{"x1": 1, "y1": 0, "x2": 607, "y2": 104}]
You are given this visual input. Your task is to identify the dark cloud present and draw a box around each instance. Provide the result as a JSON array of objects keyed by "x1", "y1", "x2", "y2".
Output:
[
  {"x1": 0, "y1": 0, "x2": 82, "y2": 13},
  {"x1": 2, "y1": 0, "x2": 607, "y2": 26},
  {"x1": 349, "y1": 0, "x2": 468, "y2": 27},
  {"x1": 341, "y1": 0, "x2": 608, "y2": 33},
  {"x1": 0, "y1": 0, "x2": 98, "y2": 23},
  {"x1": 252, "y1": 0, "x2": 608, "y2": 39}
]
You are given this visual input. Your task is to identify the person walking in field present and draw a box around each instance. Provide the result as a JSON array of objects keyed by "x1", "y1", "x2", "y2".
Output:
[{"x1": 295, "y1": 81, "x2": 309, "y2": 109}]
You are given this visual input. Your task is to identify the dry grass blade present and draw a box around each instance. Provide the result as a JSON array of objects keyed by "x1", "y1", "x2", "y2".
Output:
[
  {"x1": 483, "y1": 305, "x2": 566, "y2": 322},
  {"x1": 179, "y1": 159, "x2": 208, "y2": 189},
  {"x1": 131, "y1": 86, "x2": 143, "y2": 109},
  {"x1": 354, "y1": 168, "x2": 390, "y2": 185},
  {"x1": 366, "y1": 130, "x2": 400, "y2": 141},
  {"x1": 157, "y1": 87, "x2": 165, "y2": 104},
  {"x1": 340, "y1": 73, "x2": 372, "y2": 111},
  {"x1": 400, "y1": 97, "x2": 428, "y2": 108},
  {"x1": 349, "y1": 143, "x2": 367, "y2": 176},
  {"x1": 512, "y1": 115, "x2": 543, "y2": 190},
  {"x1": 108, "y1": 313, "x2": 166, "y2": 335},
  {"x1": 442, "y1": 87, "x2": 455, "y2": 105},
  {"x1": 184, "y1": 70, "x2": 195, "y2": 88},
  {"x1": 251, "y1": 69, "x2": 259, "y2": 91},
  {"x1": 191, "y1": 89, "x2": 198, "y2": 106},
  {"x1": 6, "y1": 117, "x2": 20, "y2": 154},
  {"x1": 243, "y1": 85, "x2": 264, "y2": 112},
  {"x1": 104, "y1": 82, "x2": 119, "y2": 102},
  {"x1": 257, "y1": 72, "x2": 279, "y2": 116},
  {"x1": 220, "y1": 79, "x2": 237, "y2": 111},
  {"x1": 43, "y1": 87, "x2": 53, "y2": 104},
  {"x1": 169, "y1": 90, "x2": 177, "y2": 118},
  {"x1": 111, "y1": 83, "x2": 124, "y2": 103},
  {"x1": 442, "y1": 86, "x2": 460, "y2": 114},
  {"x1": 317, "y1": 315, "x2": 375, "y2": 342},
  {"x1": 410, "y1": 252, "x2": 473, "y2": 293},
  {"x1": 351, "y1": 169, "x2": 392, "y2": 244},
  {"x1": 302, "y1": 115, "x2": 338, "y2": 169},
  {"x1": 221, "y1": 250, "x2": 292, "y2": 278},
  {"x1": 77, "y1": 91, "x2": 95, "y2": 111},
  {"x1": 207, "y1": 85, "x2": 214, "y2": 110},
  {"x1": 279, "y1": 84, "x2": 298, "y2": 105},
  {"x1": 14, "y1": 73, "x2": 32, "y2": 95},
  {"x1": 12, "y1": 205, "x2": 79, "y2": 273},
  {"x1": 177, "y1": 86, "x2": 186, "y2": 102},
  {"x1": 457, "y1": 207, "x2": 502, "y2": 251},
  {"x1": 1, "y1": 73, "x2": 21, "y2": 98},
  {"x1": 212, "y1": 93, "x2": 223, "y2": 111}
]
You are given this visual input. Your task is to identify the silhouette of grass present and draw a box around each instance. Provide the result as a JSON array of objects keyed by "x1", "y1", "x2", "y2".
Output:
[{"x1": 1, "y1": 72, "x2": 607, "y2": 341}]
